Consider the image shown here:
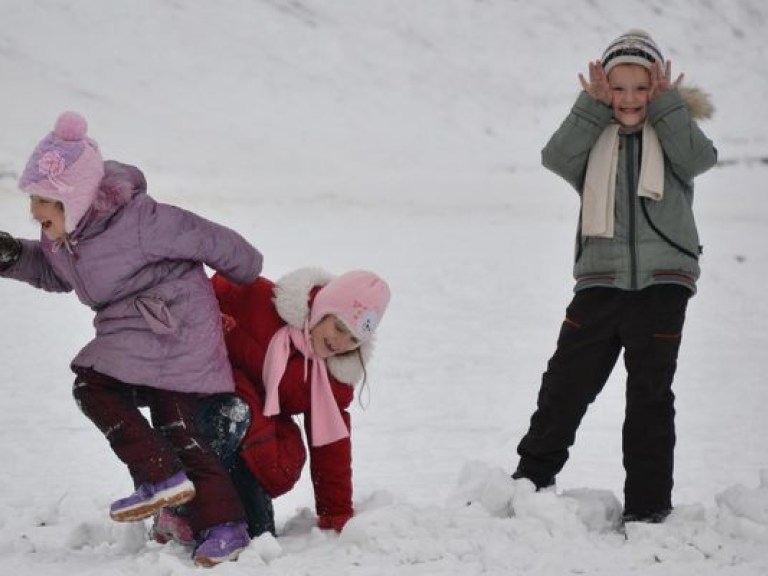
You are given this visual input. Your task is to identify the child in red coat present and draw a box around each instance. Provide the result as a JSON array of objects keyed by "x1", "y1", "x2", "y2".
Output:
[{"x1": 152, "y1": 267, "x2": 390, "y2": 541}]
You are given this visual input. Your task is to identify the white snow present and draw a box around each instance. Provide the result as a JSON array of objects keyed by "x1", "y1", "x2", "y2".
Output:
[{"x1": 1, "y1": 0, "x2": 767, "y2": 574}]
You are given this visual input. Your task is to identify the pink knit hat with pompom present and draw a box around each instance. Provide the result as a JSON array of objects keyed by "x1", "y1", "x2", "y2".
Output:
[
  {"x1": 19, "y1": 111, "x2": 105, "y2": 233},
  {"x1": 309, "y1": 270, "x2": 391, "y2": 342}
]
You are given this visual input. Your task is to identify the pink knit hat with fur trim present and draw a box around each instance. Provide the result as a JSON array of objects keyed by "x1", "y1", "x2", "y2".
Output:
[
  {"x1": 19, "y1": 111, "x2": 105, "y2": 233},
  {"x1": 309, "y1": 270, "x2": 391, "y2": 342}
]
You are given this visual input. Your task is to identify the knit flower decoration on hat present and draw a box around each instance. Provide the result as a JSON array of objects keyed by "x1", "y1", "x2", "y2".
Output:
[
  {"x1": 19, "y1": 111, "x2": 105, "y2": 234},
  {"x1": 38, "y1": 151, "x2": 67, "y2": 180}
]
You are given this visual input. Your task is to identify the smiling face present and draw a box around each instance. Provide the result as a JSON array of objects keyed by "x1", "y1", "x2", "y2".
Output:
[
  {"x1": 607, "y1": 63, "x2": 651, "y2": 129},
  {"x1": 30, "y1": 195, "x2": 66, "y2": 241},
  {"x1": 310, "y1": 314, "x2": 361, "y2": 359}
]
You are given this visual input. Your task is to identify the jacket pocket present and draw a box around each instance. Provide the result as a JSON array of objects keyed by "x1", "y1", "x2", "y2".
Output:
[{"x1": 134, "y1": 294, "x2": 179, "y2": 335}]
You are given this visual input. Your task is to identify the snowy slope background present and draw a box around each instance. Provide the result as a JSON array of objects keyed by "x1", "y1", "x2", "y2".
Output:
[{"x1": 1, "y1": 0, "x2": 767, "y2": 574}]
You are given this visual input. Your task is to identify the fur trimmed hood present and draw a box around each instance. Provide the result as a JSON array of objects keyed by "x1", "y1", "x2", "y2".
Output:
[
  {"x1": 93, "y1": 160, "x2": 145, "y2": 213},
  {"x1": 273, "y1": 267, "x2": 374, "y2": 386},
  {"x1": 73, "y1": 160, "x2": 146, "y2": 239},
  {"x1": 679, "y1": 85, "x2": 714, "y2": 120}
]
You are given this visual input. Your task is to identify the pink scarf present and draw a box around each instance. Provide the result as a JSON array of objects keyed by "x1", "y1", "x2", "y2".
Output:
[{"x1": 262, "y1": 324, "x2": 350, "y2": 447}]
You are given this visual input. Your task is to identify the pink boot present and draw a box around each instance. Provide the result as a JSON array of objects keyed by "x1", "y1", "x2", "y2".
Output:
[{"x1": 150, "y1": 508, "x2": 195, "y2": 546}]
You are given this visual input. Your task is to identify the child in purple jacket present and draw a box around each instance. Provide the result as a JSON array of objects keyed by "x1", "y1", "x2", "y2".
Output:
[{"x1": 0, "y1": 111, "x2": 262, "y2": 567}]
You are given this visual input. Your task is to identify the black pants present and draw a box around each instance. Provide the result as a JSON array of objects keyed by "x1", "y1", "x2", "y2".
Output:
[
  {"x1": 515, "y1": 285, "x2": 690, "y2": 516},
  {"x1": 196, "y1": 395, "x2": 276, "y2": 538}
]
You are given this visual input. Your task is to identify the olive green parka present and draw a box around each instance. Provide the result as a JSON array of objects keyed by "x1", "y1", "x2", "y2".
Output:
[{"x1": 542, "y1": 87, "x2": 717, "y2": 293}]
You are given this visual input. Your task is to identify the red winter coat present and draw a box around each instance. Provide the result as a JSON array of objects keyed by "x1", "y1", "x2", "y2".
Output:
[{"x1": 212, "y1": 268, "x2": 371, "y2": 529}]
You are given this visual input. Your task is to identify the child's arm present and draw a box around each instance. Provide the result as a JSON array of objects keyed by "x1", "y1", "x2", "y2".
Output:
[
  {"x1": 541, "y1": 90, "x2": 614, "y2": 191},
  {"x1": 136, "y1": 200, "x2": 263, "y2": 284},
  {"x1": 0, "y1": 234, "x2": 72, "y2": 293},
  {"x1": 648, "y1": 89, "x2": 718, "y2": 181},
  {"x1": 304, "y1": 409, "x2": 354, "y2": 532}
]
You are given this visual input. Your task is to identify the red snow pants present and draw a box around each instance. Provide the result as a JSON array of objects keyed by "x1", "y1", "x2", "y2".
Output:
[{"x1": 72, "y1": 367, "x2": 245, "y2": 534}]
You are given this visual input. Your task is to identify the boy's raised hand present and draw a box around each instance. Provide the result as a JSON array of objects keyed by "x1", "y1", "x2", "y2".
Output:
[
  {"x1": 579, "y1": 60, "x2": 612, "y2": 106},
  {"x1": 650, "y1": 60, "x2": 684, "y2": 101}
]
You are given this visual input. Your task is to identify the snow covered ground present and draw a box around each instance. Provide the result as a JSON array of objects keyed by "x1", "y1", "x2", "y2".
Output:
[{"x1": 1, "y1": 1, "x2": 767, "y2": 574}]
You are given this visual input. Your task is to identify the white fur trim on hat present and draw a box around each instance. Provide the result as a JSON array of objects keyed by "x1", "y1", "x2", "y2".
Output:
[{"x1": 273, "y1": 267, "x2": 334, "y2": 329}]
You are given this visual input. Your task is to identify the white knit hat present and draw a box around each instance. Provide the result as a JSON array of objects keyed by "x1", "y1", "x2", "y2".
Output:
[{"x1": 601, "y1": 29, "x2": 664, "y2": 74}]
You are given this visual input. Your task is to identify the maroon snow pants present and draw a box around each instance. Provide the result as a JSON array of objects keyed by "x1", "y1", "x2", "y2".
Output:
[
  {"x1": 515, "y1": 284, "x2": 691, "y2": 517},
  {"x1": 72, "y1": 367, "x2": 245, "y2": 534}
]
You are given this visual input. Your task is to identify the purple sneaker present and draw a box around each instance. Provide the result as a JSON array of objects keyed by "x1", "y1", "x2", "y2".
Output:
[
  {"x1": 193, "y1": 522, "x2": 250, "y2": 567},
  {"x1": 150, "y1": 508, "x2": 196, "y2": 546},
  {"x1": 110, "y1": 470, "x2": 196, "y2": 523}
]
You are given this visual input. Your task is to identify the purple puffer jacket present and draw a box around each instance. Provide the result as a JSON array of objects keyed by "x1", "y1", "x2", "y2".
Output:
[{"x1": 1, "y1": 161, "x2": 263, "y2": 394}]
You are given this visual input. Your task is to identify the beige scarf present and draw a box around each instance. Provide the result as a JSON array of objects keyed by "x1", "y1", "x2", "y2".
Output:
[{"x1": 581, "y1": 123, "x2": 665, "y2": 238}]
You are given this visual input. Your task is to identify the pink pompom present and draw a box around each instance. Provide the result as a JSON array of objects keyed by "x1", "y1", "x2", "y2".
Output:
[{"x1": 54, "y1": 111, "x2": 88, "y2": 141}]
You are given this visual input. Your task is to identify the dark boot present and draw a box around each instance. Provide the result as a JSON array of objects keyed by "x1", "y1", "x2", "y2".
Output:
[{"x1": 511, "y1": 468, "x2": 555, "y2": 491}]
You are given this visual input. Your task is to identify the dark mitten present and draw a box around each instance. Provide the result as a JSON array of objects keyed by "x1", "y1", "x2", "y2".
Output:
[{"x1": 0, "y1": 231, "x2": 21, "y2": 271}]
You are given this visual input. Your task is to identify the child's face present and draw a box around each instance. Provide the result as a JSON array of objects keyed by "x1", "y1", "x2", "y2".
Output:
[
  {"x1": 310, "y1": 314, "x2": 361, "y2": 359},
  {"x1": 30, "y1": 195, "x2": 66, "y2": 241},
  {"x1": 607, "y1": 64, "x2": 651, "y2": 129}
]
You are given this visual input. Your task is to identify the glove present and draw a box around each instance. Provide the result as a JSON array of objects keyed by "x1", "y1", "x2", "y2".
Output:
[
  {"x1": 0, "y1": 231, "x2": 21, "y2": 271},
  {"x1": 317, "y1": 512, "x2": 353, "y2": 533}
]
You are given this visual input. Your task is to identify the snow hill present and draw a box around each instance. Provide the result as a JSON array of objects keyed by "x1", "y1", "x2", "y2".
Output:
[{"x1": 1, "y1": 1, "x2": 767, "y2": 574}]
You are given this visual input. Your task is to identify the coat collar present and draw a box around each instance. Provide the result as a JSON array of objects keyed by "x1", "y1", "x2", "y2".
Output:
[{"x1": 70, "y1": 160, "x2": 146, "y2": 240}]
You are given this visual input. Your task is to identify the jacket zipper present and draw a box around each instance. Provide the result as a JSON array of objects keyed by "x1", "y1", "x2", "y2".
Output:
[
  {"x1": 625, "y1": 134, "x2": 639, "y2": 290},
  {"x1": 64, "y1": 248, "x2": 97, "y2": 308}
]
